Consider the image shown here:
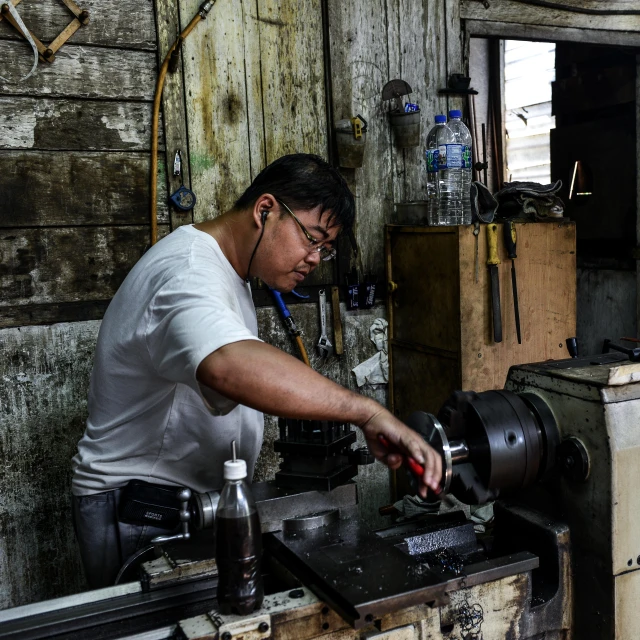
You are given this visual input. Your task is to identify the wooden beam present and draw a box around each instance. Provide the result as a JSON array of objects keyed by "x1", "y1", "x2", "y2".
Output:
[
  {"x1": 461, "y1": 0, "x2": 640, "y2": 32},
  {"x1": 464, "y1": 18, "x2": 640, "y2": 47}
]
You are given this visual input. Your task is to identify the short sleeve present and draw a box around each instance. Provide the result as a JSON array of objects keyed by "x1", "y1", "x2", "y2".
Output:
[{"x1": 145, "y1": 265, "x2": 261, "y2": 412}]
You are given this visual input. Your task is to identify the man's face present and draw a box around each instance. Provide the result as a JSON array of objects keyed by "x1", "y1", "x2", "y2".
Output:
[{"x1": 257, "y1": 201, "x2": 341, "y2": 292}]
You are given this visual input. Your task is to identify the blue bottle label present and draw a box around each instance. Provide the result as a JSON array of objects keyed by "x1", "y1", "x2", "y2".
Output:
[
  {"x1": 461, "y1": 145, "x2": 472, "y2": 169},
  {"x1": 438, "y1": 144, "x2": 448, "y2": 169},
  {"x1": 425, "y1": 149, "x2": 439, "y2": 172},
  {"x1": 446, "y1": 143, "x2": 463, "y2": 168}
]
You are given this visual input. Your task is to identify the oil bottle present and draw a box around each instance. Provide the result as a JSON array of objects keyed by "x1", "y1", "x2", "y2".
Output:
[{"x1": 215, "y1": 441, "x2": 264, "y2": 615}]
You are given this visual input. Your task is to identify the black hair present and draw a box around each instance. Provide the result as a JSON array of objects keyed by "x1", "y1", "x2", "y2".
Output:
[{"x1": 234, "y1": 153, "x2": 355, "y2": 231}]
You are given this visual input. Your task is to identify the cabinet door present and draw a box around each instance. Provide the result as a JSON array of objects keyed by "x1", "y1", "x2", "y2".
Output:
[
  {"x1": 387, "y1": 227, "x2": 461, "y2": 353},
  {"x1": 390, "y1": 343, "x2": 460, "y2": 420}
]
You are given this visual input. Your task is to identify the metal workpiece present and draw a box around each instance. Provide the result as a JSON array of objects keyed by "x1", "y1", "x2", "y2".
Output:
[
  {"x1": 264, "y1": 512, "x2": 540, "y2": 629},
  {"x1": 283, "y1": 509, "x2": 339, "y2": 533},
  {"x1": 252, "y1": 481, "x2": 358, "y2": 533}
]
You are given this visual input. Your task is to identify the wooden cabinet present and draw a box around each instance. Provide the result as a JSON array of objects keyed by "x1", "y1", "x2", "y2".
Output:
[{"x1": 386, "y1": 222, "x2": 576, "y2": 420}]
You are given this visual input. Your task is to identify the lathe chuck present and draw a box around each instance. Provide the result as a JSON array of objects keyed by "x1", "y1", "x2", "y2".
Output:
[{"x1": 405, "y1": 390, "x2": 560, "y2": 505}]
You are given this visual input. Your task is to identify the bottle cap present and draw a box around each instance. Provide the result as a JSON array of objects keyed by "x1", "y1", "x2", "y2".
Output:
[
  {"x1": 224, "y1": 458, "x2": 247, "y2": 480},
  {"x1": 435, "y1": 115, "x2": 446, "y2": 123},
  {"x1": 449, "y1": 110, "x2": 462, "y2": 118}
]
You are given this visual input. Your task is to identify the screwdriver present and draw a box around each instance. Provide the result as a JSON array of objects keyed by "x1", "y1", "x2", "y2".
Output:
[
  {"x1": 503, "y1": 221, "x2": 522, "y2": 344},
  {"x1": 487, "y1": 224, "x2": 502, "y2": 343}
]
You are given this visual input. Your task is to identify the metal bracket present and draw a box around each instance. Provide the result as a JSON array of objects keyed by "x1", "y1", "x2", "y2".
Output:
[{"x1": 0, "y1": 0, "x2": 89, "y2": 64}]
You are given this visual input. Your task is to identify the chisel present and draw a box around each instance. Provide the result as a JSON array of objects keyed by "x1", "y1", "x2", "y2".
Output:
[
  {"x1": 503, "y1": 221, "x2": 522, "y2": 344},
  {"x1": 487, "y1": 224, "x2": 502, "y2": 343}
]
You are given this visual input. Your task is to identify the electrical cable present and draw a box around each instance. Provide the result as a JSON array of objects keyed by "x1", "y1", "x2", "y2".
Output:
[
  {"x1": 245, "y1": 218, "x2": 267, "y2": 283},
  {"x1": 511, "y1": 0, "x2": 640, "y2": 15}
]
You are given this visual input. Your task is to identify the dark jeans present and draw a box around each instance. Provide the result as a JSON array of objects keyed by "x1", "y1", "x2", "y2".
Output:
[{"x1": 72, "y1": 489, "x2": 179, "y2": 589}]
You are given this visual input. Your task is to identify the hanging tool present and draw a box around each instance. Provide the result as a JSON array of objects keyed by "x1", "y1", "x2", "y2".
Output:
[
  {"x1": 473, "y1": 222, "x2": 480, "y2": 283},
  {"x1": 168, "y1": 149, "x2": 197, "y2": 211},
  {"x1": 503, "y1": 221, "x2": 522, "y2": 344},
  {"x1": 270, "y1": 289, "x2": 310, "y2": 366},
  {"x1": 316, "y1": 289, "x2": 333, "y2": 358},
  {"x1": 487, "y1": 224, "x2": 502, "y2": 343},
  {"x1": 331, "y1": 286, "x2": 344, "y2": 356}
]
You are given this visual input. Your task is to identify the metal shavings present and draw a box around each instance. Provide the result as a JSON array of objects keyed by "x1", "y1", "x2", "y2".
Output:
[
  {"x1": 426, "y1": 547, "x2": 465, "y2": 576},
  {"x1": 456, "y1": 597, "x2": 484, "y2": 639}
]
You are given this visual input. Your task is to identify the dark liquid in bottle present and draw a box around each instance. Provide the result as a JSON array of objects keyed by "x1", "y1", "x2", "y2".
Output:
[{"x1": 215, "y1": 511, "x2": 264, "y2": 615}]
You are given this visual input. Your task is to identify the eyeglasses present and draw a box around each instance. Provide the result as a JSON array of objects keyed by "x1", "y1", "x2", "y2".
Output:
[{"x1": 275, "y1": 198, "x2": 337, "y2": 261}]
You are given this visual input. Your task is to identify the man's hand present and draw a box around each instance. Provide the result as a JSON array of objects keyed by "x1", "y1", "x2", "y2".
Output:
[{"x1": 360, "y1": 409, "x2": 442, "y2": 498}]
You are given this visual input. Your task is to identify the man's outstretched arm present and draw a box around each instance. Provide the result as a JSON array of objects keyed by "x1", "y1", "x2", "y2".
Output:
[{"x1": 197, "y1": 340, "x2": 442, "y2": 496}]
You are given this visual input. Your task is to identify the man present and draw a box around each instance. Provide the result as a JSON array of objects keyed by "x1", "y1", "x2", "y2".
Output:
[{"x1": 72, "y1": 153, "x2": 442, "y2": 588}]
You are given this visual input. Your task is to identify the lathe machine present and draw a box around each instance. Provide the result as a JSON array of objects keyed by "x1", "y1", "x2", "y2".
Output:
[{"x1": 1, "y1": 353, "x2": 639, "y2": 639}]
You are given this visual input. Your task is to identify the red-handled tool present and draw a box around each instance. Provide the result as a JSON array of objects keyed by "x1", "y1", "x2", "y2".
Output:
[{"x1": 378, "y1": 435, "x2": 441, "y2": 494}]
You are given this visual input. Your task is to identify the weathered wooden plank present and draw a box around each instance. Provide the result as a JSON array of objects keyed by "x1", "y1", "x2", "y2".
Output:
[
  {"x1": 242, "y1": 0, "x2": 268, "y2": 182},
  {"x1": 392, "y1": 1, "x2": 449, "y2": 202},
  {"x1": 464, "y1": 18, "x2": 640, "y2": 47},
  {"x1": 0, "y1": 42, "x2": 156, "y2": 100},
  {"x1": 180, "y1": 0, "x2": 253, "y2": 220},
  {"x1": 257, "y1": 0, "x2": 327, "y2": 162},
  {"x1": 0, "y1": 300, "x2": 111, "y2": 329},
  {"x1": 460, "y1": 0, "x2": 640, "y2": 32},
  {"x1": 257, "y1": 0, "x2": 333, "y2": 286},
  {"x1": 0, "y1": 321, "x2": 100, "y2": 607},
  {"x1": 445, "y1": 0, "x2": 465, "y2": 114},
  {"x1": 328, "y1": 0, "x2": 393, "y2": 280},
  {"x1": 156, "y1": 0, "x2": 193, "y2": 232},
  {"x1": 0, "y1": 151, "x2": 169, "y2": 227},
  {"x1": 0, "y1": 0, "x2": 156, "y2": 49},
  {"x1": 0, "y1": 97, "x2": 159, "y2": 151},
  {"x1": 0, "y1": 224, "x2": 170, "y2": 310},
  {"x1": 637, "y1": 55, "x2": 640, "y2": 334}
]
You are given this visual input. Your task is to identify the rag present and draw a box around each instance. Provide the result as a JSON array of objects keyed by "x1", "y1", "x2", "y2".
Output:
[{"x1": 495, "y1": 180, "x2": 565, "y2": 221}]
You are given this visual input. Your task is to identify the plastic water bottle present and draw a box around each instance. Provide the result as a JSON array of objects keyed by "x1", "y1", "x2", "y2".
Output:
[
  {"x1": 435, "y1": 116, "x2": 462, "y2": 225},
  {"x1": 425, "y1": 115, "x2": 457, "y2": 226},
  {"x1": 448, "y1": 110, "x2": 472, "y2": 224},
  {"x1": 425, "y1": 116, "x2": 445, "y2": 225},
  {"x1": 215, "y1": 442, "x2": 264, "y2": 615}
]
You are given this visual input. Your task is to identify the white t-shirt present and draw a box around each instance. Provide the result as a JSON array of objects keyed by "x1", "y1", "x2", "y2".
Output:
[{"x1": 72, "y1": 225, "x2": 264, "y2": 496}]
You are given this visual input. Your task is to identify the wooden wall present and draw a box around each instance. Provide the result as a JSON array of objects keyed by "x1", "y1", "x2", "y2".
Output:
[
  {"x1": 1, "y1": 0, "x2": 638, "y2": 615},
  {"x1": 0, "y1": 0, "x2": 462, "y2": 608}
]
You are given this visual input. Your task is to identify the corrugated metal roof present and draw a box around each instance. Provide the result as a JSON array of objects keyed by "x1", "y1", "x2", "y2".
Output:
[{"x1": 504, "y1": 40, "x2": 556, "y2": 184}]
